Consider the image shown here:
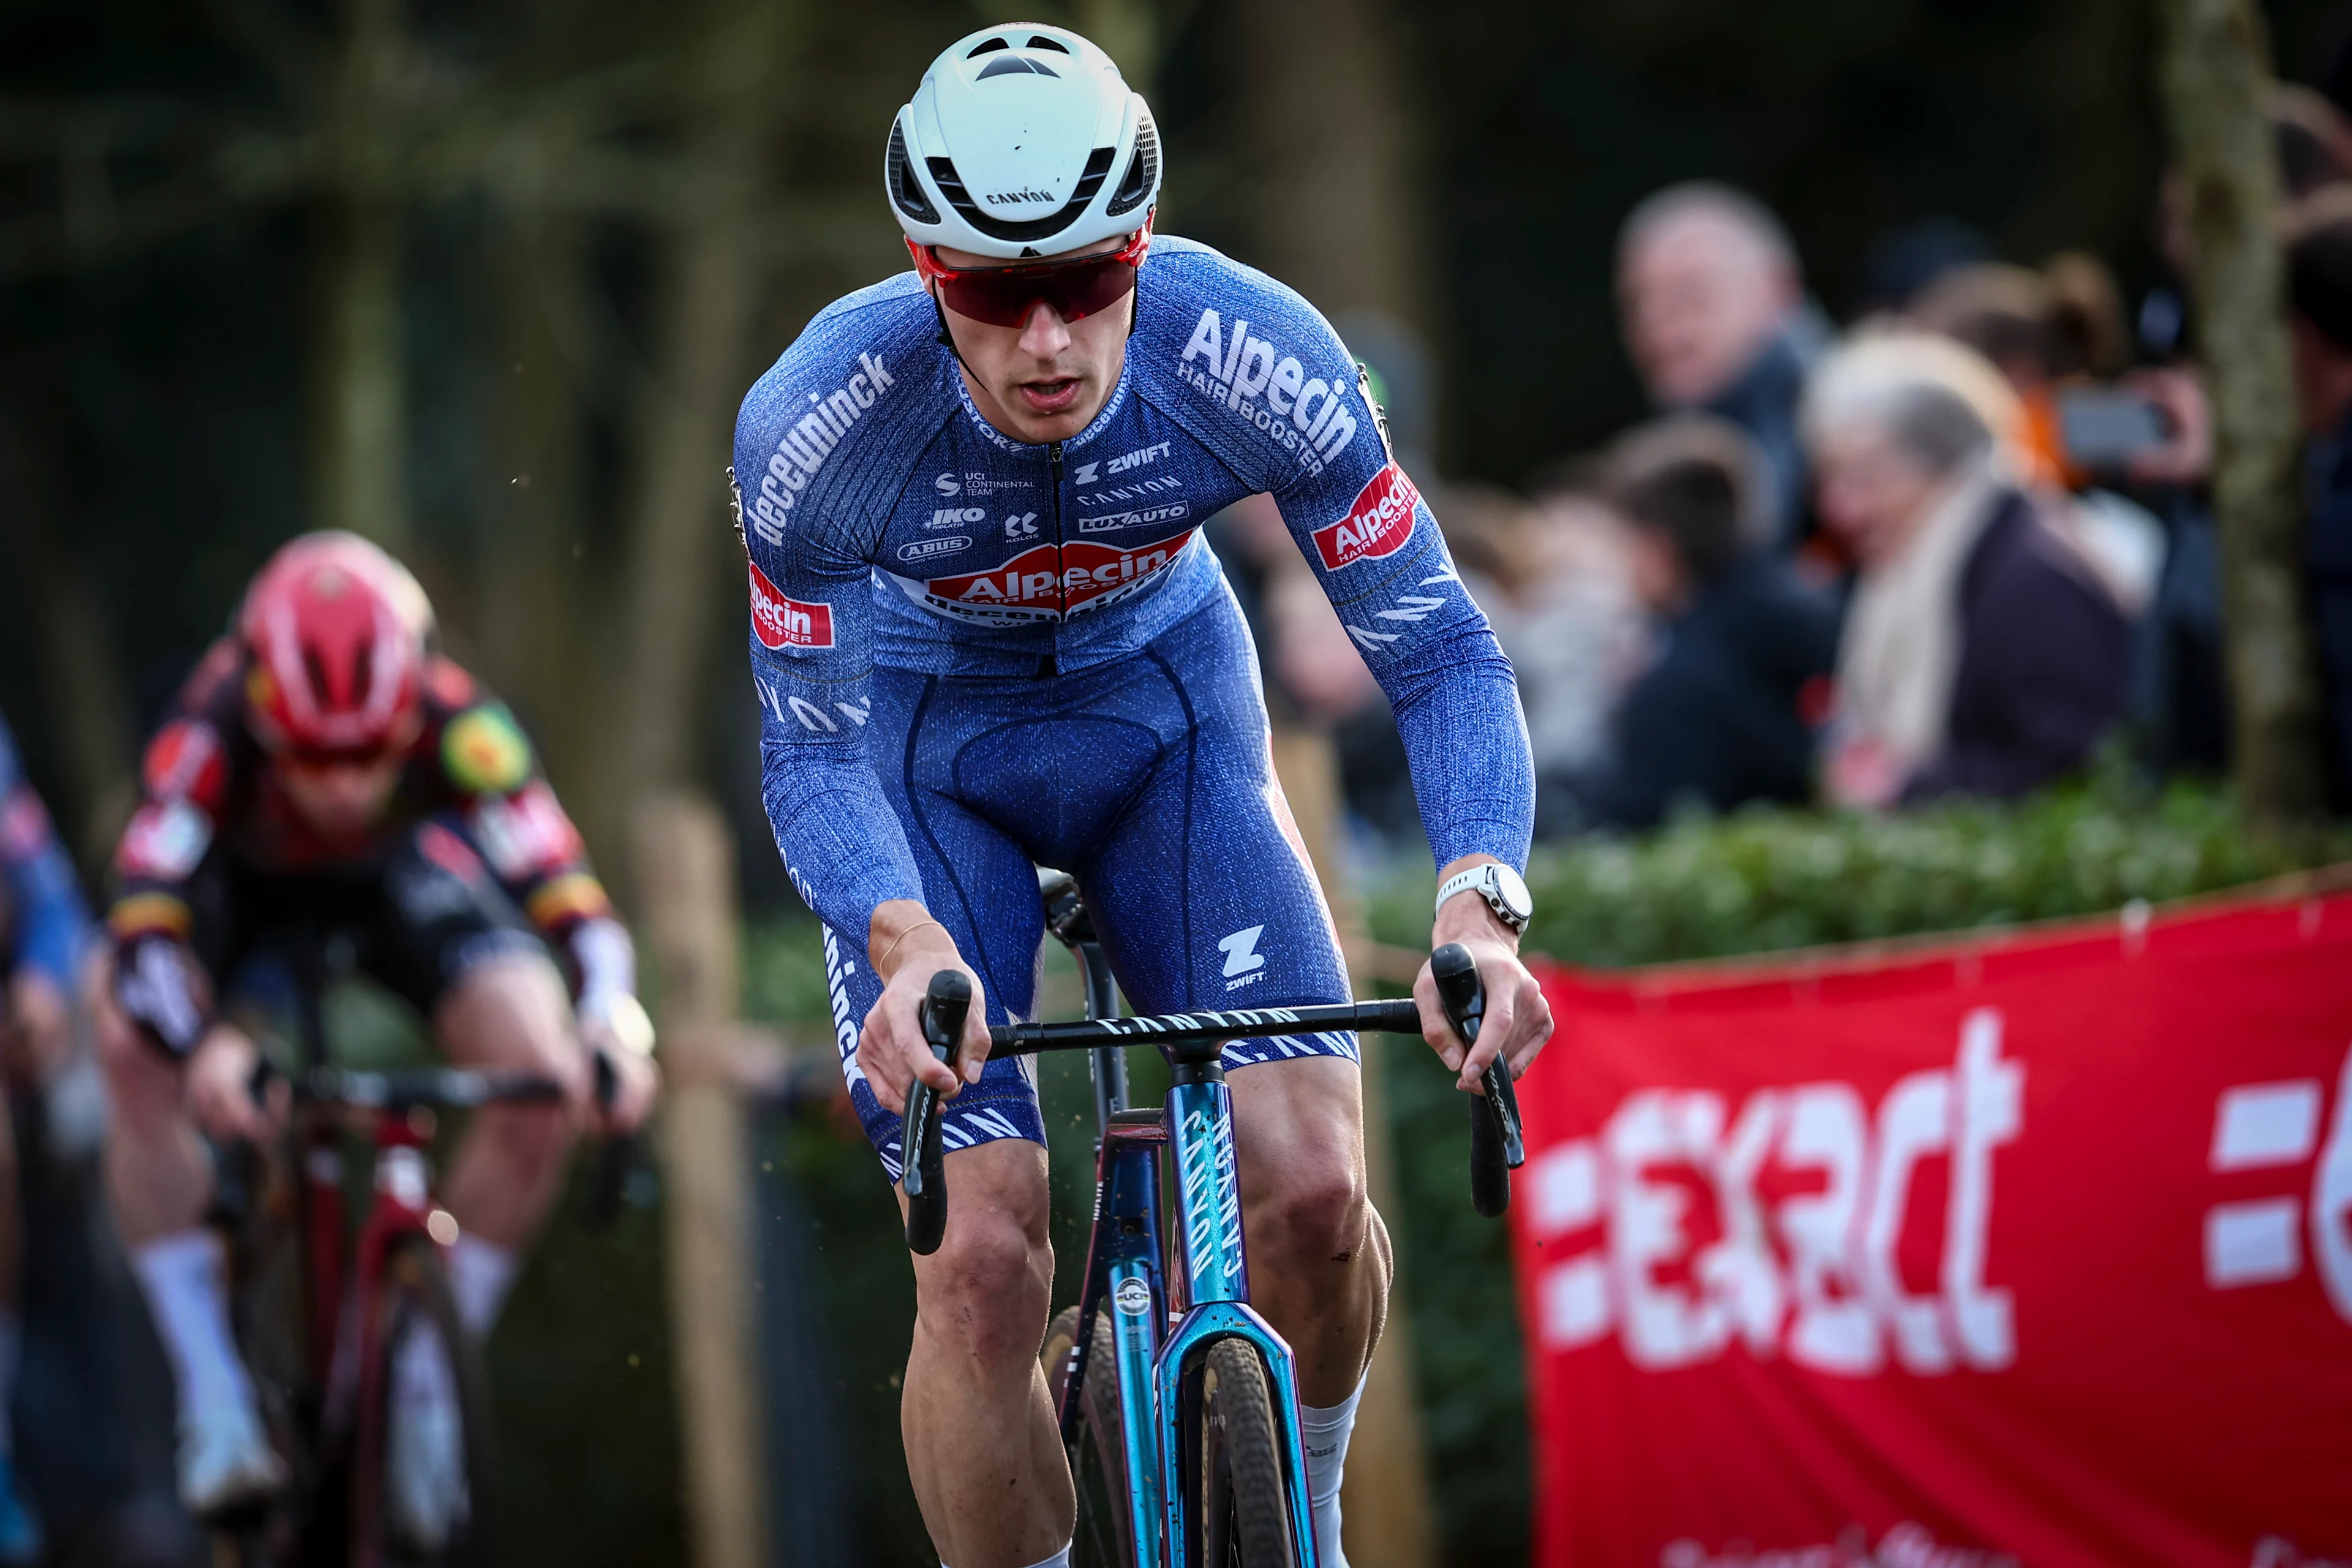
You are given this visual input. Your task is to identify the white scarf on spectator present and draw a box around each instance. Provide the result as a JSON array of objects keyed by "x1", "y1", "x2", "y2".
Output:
[{"x1": 1835, "y1": 461, "x2": 2003, "y2": 774}]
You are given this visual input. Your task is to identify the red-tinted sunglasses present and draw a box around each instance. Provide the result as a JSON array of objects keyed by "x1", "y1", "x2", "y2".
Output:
[{"x1": 910, "y1": 224, "x2": 1152, "y2": 328}]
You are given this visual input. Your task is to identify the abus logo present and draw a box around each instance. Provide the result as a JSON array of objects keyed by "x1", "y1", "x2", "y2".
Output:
[
  {"x1": 1313, "y1": 462, "x2": 1421, "y2": 571},
  {"x1": 744, "y1": 352, "x2": 897, "y2": 547},
  {"x1": 747, "y1": 562, "x2": 835, "y2": 650},
  {"x1": 1177, "y1": 307, "x2": 1357, "y2": 473},
  {"x1": 903, "y1": 529, "x2": 1196, "y2": 622},
  {"x1": 897, "y1": 537, "x2": 970, "y2": 562},
  {"x1": 931, "y1": 506, "x2": 986, "y2": 530}
]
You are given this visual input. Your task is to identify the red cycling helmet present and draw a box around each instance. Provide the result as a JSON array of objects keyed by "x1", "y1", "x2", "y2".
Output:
[{"x1": 238, "y1": 532, "x2": 435, "y2": 756}]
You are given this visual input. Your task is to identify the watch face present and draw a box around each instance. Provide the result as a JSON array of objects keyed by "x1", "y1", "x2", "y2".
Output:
[{"x1": 1491, "y1": 864, "x2": 1533, "y2": 922}]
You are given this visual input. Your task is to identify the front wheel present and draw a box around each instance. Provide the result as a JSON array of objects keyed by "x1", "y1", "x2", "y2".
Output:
[
  {"x1": 1196, "y1": 1338, "x2": 1294, "y2": 1568},
  {"x1": 1042, "y1": 1305, "x2": 1136, "y2": 1568},
  {"x1": 348, "y1": 1235, "x2": 495, "y2": 1568}
]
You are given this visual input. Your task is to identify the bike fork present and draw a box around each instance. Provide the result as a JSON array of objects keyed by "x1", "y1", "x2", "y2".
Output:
[{"x1": 1155, "y1": 1063, "x2": 1320, "y2": 1567}]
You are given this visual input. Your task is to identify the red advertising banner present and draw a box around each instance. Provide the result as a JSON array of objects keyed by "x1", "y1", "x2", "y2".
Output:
[{"x1": 1515, "y1": 882, "x2": 2352, "y2": 1568}]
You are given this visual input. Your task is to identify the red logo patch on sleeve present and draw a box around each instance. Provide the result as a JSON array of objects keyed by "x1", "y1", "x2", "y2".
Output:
[
  {"x1": 748, "y1": 563, "x2": 835, "y2": 650},
  {"x1": 141, "y1": 720, "x2": 225, "y2": 807},
  {"x1": 1311, "y1": 462, "x2": 1422, "y2": 571}
]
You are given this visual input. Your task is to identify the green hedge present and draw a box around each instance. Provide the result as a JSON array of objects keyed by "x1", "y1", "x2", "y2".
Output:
[{"x1": 727, "y1": 776, "x2": 2349, "y2": 1567}]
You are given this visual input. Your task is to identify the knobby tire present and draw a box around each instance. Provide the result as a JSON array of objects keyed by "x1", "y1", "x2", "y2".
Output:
[
  {"x1": 1197, "y1": 1339, "x2": 1293, "y2": 1568},
  {"x1": 1043, "y1": 1305, "x2": 1137, "y2": 1568},
  {"x1": 348, "y1": 1235, "x2": 495, "y2": 1568}
]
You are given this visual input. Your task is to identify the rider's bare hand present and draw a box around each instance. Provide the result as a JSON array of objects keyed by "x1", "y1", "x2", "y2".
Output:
[
  {"x1": 858, "y1": 900, "x2": 990, "y2": 1117},
  {"x1": 1413, "y1": 861, "x2": 1553, "y2": 1095},
  {"x1": 186, "y1": 1023, "x2": 285, "y2": 1143}
]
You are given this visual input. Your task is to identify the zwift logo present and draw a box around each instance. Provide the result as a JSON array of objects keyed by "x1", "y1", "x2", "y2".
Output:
[
  {"x1": 1177, "y1": 308, "x2": 1356, "y2": 473},
  {"x1": 1218, "y1": 925, "x2": 1267, "y2": 991},
  {"x1": 745, "y1": 353, "x2": 896, "y2": 546}
]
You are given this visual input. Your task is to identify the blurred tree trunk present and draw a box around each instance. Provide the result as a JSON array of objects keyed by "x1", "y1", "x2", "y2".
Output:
[
  {"x1": 2155, "y1": 0, "x2": 2327, "y2": 824},
  {"x1": 312, "y1": 0, "x2": 409, "y2": 552},
  {"x1": 1229, "y1": 0, "x2": 1431, "y2": 331},
  {"x1": 483, "y1": 211, "x2": 592, "y2": 782},
  {"x1": 584, "y1": 107, "x2": 767, "y2": 873},
  {"x1": 0, "y1": 413, "x2": 135, "y2": 862}
]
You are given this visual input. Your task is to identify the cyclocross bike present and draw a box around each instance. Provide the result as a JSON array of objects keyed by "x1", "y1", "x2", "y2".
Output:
[
  {"x1": 897, "y1": 872, "x2": 1526, "y2": 1568},
  {"x1": 212, "y1": 934, "x2": 631, "y2": 1568}
]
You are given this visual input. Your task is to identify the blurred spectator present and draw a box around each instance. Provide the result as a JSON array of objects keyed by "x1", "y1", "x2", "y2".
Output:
[
  {"x1": 2286, "y1": 189, "x2": 2352, "y2": 807},
  {"x1": 1536, "y1": 417, "x2": 1838, "y2": 835},
  {"x1": 1463, "y1": 477, "x2": 1648, "y2": 785},
  {"x1": 1853, "y1": 217, "x2": 1996, "y2": 320},
  {"x1": 1618, "y1": 182, "x2": 1830, "y2": 548},
  {"x1": 1907, "y1": 258, "x2": 2166, "y2": 614},
  {"x1": 1805, "y1": 334, "x2": 2131, "y2": 805}
]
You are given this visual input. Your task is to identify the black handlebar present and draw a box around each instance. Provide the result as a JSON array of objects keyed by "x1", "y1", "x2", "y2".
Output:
[
  {"x1": 897, "y1": 948, "x2": 1529, "y2": 1251},
  {"x1": 1432, "y1": 942, "x2": 1524, "y2": 1217},
  {"x1": 901, "y1": 971, "x2": 971, "y2": 1255}
]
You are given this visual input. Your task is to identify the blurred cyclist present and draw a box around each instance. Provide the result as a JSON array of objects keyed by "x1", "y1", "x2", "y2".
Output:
[
  {"x1": 0, "y1": 710, "x2": 98, "y2": 1562},
  {"x1": 736, "y1": 24, "x2": 1548, "y2": 1567},
  {"x1": 97, "y1": 532, "x2": 658, "y2": 1531}
]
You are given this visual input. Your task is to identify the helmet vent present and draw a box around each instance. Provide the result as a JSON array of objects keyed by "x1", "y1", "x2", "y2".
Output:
[
  {"x1": 1025, "y1": 35, "x2": 1071, "y2": 52},
  {"x1": 926, "y1": 146, "x2": 1115, "y2": 243},
  {"x1": 966, "y1": 37, "x2": 1009, "y2": 57},
  {"x1": 888, "y1": 119, "x2": 939, "y2": 224},
  {"x1": 1106, "y1": 106, "x2": 1158, "y2": 217},
  {"x1": 976, "y1": 54, "x2": 1058, "y2": 80}
]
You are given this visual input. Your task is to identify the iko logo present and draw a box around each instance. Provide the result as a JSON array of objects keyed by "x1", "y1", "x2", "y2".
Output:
[
  {"x1": 1177, "y1": 307, "x2": 1357, "y2": 473},
  {"x1": 897, "y1": 536, "x2": 970, "y2": 562},
  {"x1": 743, "y1": 352, "x2": 897, "y2": 547},
  {"x1": 1218, "y1": 925, "x2": 1267, "y2": 991},
  {"x1": 930, "y1": 506, "x2": 986, "y2": 530},
  {"x1": 935, "y1": 473, "x2": 960, "y2": 496},
  {"x1": 1003, "y1": 512, "x2": 1041, "y2": 540}
]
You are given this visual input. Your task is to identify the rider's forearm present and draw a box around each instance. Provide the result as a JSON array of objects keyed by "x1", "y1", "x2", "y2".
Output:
[{"x1": 868, "y1": 899, "x2": 962, "y2": 983}]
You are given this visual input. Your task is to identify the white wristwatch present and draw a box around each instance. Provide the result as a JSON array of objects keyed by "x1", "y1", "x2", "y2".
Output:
[{"x1": 1434, "y1": 862, "x2": 1533, "y2": 934}]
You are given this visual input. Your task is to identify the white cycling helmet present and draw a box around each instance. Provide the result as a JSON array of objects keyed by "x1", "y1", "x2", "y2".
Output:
[{"x1": 886, "y1": 23, "x2": 1160, "y2": 260}]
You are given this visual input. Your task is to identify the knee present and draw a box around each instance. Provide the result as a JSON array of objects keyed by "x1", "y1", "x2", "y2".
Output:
[
  {"x1": 918, "y1": 1210, "x2": 1052, "y2": 1368},
  {"x1": 437, "y1": 957, "x2": 587, "y2": 1092},
  {"x1": 1248, "y1": 1148, "x2": 1368, "y2": 1272},
  {"x1": 94, "y1": 993, "x2": 185, "y2": 1133}
]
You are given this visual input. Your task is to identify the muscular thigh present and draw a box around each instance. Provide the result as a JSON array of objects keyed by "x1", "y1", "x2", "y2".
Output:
[{"x1": 1075, "y1": 606, "x2": 1358, "y2": 1072}]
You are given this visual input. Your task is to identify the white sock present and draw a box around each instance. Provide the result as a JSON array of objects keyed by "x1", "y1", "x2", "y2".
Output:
[
  {"x1": 445, "y1": 1235, "x2": 518, "y2": 1340},
  {"x1": 130, "y1": 1231, "x2": 257, "y2": 1420},
  {"x1": 1299, "y1": 1374, "x2": 1366, "y2": 1568},
  {"x1": 0, "y1": 1310, "x2": 19, "y2": 1460},
  {"x1": 941, "y1": 1548, "x2": 1071, "y2": 1568}
]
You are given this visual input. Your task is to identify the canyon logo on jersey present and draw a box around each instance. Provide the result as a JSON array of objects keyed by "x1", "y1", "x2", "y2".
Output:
[
  {"x1": 1313, "y1": 462, "x2": 1422, "y2": 571},
  {"x1": 748, "y1": 562, "x2": 834, "y2": 650},
  {"x1": 897, "y1": 530, "x2": 1197, "y2": 625}
]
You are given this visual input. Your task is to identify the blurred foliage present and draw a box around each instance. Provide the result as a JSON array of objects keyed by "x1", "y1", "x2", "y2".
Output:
[{"x1": 1355, "y1": 771, "x2": 2351, "y2": 1566}]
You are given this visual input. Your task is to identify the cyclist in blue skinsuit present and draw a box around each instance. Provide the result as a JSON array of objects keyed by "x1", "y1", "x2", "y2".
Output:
[
  {"x1": 0, "y1": 711, "x2": 97, "y2": 1563},
  {"x1": 737, "y1": 26, "x2": 1552, "y2": 1568}
]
